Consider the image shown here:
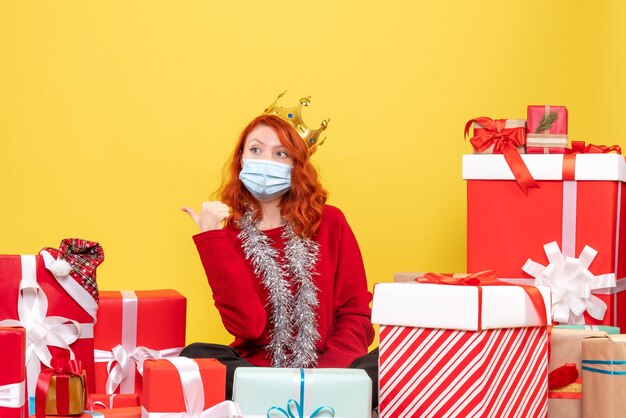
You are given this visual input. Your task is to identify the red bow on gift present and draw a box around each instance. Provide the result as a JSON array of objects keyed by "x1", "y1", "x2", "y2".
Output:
[
  {"x1": 418, "y1": 270, "x2": 548, "y2": 330},
  {"x1": 567, "y1": 141, "x2": 622, "y2": 155},
  {"x1": 465, "y1": 117, "x2": 538, "y2": 195},
  {"x1": 548, "y1": 363, "x2": 579, "y2": 390},
  {"x1": 36, "y1": 357, "x2": 87, "y2": 418}
]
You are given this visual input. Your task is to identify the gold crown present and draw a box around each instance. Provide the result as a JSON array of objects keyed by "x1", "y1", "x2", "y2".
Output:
[{"x1": 263, "y1": 91, "x2": 329, "y2": 153}]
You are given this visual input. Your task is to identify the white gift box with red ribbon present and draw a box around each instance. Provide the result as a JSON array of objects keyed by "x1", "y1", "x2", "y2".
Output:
[{"x1": 372, "y1": 281, "x2": 551, "y2": 418}]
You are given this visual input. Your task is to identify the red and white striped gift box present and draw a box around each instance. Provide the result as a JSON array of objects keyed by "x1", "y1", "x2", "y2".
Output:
[{"x1": 372, "y1": 281, "x2": 551, "y2": 418}]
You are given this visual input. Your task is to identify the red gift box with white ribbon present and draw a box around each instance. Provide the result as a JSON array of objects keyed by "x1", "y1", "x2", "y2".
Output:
[
  {"x1": 0, "y1": 327, "x2": 27, "y2": 418},
  {"x1": 0, "y1": 247, "x2": 101, "y2": 397},
  {"x1": 93, "y1": 290, "x2": 186, "y2": 395},
  {"x1": 464, "y1": 152, "x2": 626, "y2": 329},
  {"x1": 142, "y1": 358, "x2": 237, "y2": 417},
  {"x1": 372, "y1": 275, "x2": 551, "y2": 418}
]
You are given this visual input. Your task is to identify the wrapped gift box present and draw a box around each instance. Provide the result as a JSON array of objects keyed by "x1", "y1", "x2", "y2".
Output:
[
  {"x1": 464, "y1": 153, "x2": 626, "y2": 329},
  {"x1": 35, "y1": 359, "x2": 87, "y2": 417},
  {"x1": 548, "y1": 328, "x2": 608, "y2": 418},
  {"x1": 469, "y1": 119, "x2": 526, "y2": 155},
  {"x1": 142, "y1": 358, "x2": 227, "y2": 417},
  {"x1": 33, "y1": 407, "x2": 142, "y2": 418},
  {"x1": 93, "y1": 290, "x2": 186, "y2": 394},
  {"x1": 555, "y1": 324, "x2": 620, "y2": 334},
  {"x1": 582, "y1": 334, "x2": 626, "y2": 417},
  {"x1": 0, "y1": 327, "x2": 27, "y2": 418},
  {"x1": 233, "y1": 368, "x2": 371, "y2": 418},
  {"x1": 527, "y1": 105, "x2": 568, "y2": 135},
  {"x1": 87, "y1": 394, "x2": 140, "y2": 410},
  {"x1": 0, "y1": 248, "x2": 100, "y2": 396},
  {"x1": 372, "y1": 280, "x2": 551, "y2": 418}
]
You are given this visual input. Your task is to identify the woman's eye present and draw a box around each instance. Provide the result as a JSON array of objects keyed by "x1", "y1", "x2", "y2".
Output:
[
  {"x1": 250, "y1": 146, "x2": 261, "y2": 154},
  {"x1": 276, "y1": 150, "x2": 288, "y2": 158}
]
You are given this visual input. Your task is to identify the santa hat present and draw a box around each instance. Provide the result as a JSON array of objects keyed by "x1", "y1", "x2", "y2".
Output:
[{"x1": 43, "y1": 238, "x2": 105, "y2": 302}]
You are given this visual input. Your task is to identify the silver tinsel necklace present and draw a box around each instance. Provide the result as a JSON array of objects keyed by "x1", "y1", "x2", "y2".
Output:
[{"x1": 238, "y1": 210, "x2": 321, "y2": 368}]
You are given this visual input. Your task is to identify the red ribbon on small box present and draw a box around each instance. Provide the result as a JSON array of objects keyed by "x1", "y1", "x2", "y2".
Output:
[
  {"x1": 35, "y1": 357, "x2": 87, "y2": 418},
  {"x1": 465, "y1": 117, "x2": 538, "y2": 194},
  {"x1": 562, "y1": 141, "x2": 622, "y2": 181},
  {"x1": 566, "y1": 141, "x2": 621, "y2": 155},
  {"x1": 418, "y1": 270, "x2": 548, "y2": 330}
]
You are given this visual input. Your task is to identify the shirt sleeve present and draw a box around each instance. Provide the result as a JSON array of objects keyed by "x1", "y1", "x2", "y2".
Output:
[
  {"x1": 193, "y1": 229, "x2": 267, "y2": 340},
  {"x1": 316, "y1": 213, "x2": 375, "y2": 367}
]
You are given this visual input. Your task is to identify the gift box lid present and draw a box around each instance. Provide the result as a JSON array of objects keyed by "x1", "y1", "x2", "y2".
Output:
[
  {"x1": 371, "y1": 282, "x2": 551, "y2": 330},
  {"x1": 462, "y1": 154, "x2": 626, "y2": 181}
]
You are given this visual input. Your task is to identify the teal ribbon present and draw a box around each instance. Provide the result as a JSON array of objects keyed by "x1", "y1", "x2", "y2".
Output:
[
  {"x1": 267, "y1": 369, "x2": 335, "y2": 418},
  {"x1": 582, "y1": 360, "x2": 626, "y2": 375}
]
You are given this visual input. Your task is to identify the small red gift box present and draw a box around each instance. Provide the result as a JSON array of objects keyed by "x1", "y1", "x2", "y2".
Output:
[
  {"x1": 527, "y1": 105, "x2": 568, "y2": 135},
  {"x1": 93, "y1": 290, "x2": 186, "y2": 395},
  {"x1": 464, "y1": 152, "x2": 626, "y2": 329},
  {"x1": 372, "y1": 274, "x2": 551, "y2": 418},
  {"x1": 0, "y1": 327, "x2": 27, "y2": 418},
  {"x1": 0, "y1": 242, "x2": 102, "y2": 397},
  {"x1": 32, "y1": 407, "x2": 142, "y2": 418},
  {"x1": 142, "y1": 358, "x2": 227, "y2": 416},
  {"x1": 35, "y1": 358, "x2": 87, "y2": 418},
  {"x1": 87, "y1": 394, "x2": 140, "y2": 411}
]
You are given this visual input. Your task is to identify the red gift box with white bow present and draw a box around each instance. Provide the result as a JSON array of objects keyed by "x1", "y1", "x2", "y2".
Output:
[
  {"x1": 464, "y1": 152, "x2": 626, "y2": 329},
  {"x1": 0, "y1": 241, "x2": 103, "y2": 397},
  {"x1": 93, "y1": 290, "x2": 186, "y2": 395}
]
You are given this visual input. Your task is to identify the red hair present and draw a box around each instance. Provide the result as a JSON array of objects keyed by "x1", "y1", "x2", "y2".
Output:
[{"x1": 217, "y1": 115, "x2": 327, "y2": 238}]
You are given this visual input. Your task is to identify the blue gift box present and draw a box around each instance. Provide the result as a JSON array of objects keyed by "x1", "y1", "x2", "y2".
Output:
[{"x1": 233, "y1": 368, "x2": 371, "y2": 418}]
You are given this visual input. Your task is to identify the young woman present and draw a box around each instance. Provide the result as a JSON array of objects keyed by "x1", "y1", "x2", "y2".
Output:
[{"x1": 181, "y1": 95, "x2": 377, "y2": 404}]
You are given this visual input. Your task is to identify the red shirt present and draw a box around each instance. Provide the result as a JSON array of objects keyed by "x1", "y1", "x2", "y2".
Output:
[{"x1": 192, "y1": 205, "x2": 375, "y2": 367}]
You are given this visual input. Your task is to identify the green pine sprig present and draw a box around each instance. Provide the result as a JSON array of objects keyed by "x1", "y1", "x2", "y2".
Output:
[{"x1": 534, "y1": 110, "x2": 559, "y2": 133}]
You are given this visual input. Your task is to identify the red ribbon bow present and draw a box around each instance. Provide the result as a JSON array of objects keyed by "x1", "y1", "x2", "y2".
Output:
[
  {"x1": 417, "y1": 270, "x2": 548, "y2": 331},
  {"x1": 566, "y1": 141, "x2": 622, "y2": 155},
  {"x1": 548, "y1": 363, "x2": 579, "y2": 390},
  {"x1": 36, "y1": 357, "x2": 86, "y2": 418},
  {"x1": 465, "y1": 117, "x2": 538, "y2": 195}
]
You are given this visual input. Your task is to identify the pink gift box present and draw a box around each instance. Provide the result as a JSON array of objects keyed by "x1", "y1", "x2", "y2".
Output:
[{"x1": 527, "y1": 105, "x2": 568, "y2": 135}]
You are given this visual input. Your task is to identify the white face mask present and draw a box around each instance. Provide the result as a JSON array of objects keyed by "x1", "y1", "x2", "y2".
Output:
[{"x1": 239, "y1": 158, "x2": 293, "y2": 202}]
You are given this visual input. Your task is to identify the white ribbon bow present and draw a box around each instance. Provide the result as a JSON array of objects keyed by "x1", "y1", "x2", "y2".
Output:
[
  {"x1": 95, "y1": 345, "x2": 183, "y2": 394},
  {"x1": 142, "y1": 357, "x2": 243, "y2": 418},
  {"x1": 0, "y1": 381, "x2": 25, "y2": 408},
  {"x1": 522, "y1": 241, "x2": 616, "y2": 324},
  {"x1": 0, "y1": 255, "x2": 82, "y2": 396}
]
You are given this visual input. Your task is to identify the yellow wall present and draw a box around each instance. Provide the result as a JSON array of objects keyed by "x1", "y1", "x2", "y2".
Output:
[{"x1": 1, "y1": 1, "x2": 624, "y2": 346}]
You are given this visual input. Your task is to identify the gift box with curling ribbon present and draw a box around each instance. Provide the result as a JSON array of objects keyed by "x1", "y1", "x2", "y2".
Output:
[
  {"x1": 233, "y1": 368, "x2": 371, "y2": 418},
  {"x1": 0, "y1": 327, "x2": 28, "y2": 418},
  {"x1": 463, "y1": 147, "x2": 626, "y2": 329},
  {"x1": 0, "y1": 239, "x2": 104, "y2": 397},
  {"x1": 582, "y1": 334, "x2": 626, "y2": 417},
  {"x1": 372, "y1": 272, "x2": 551, "y2": 418},
  {"x1": 93, "y1": 290, "x2": 186, "y2": 395},
  {"x1": 34, "y1": 357, "x2": 86, "y2": 418},
  {"x1": 142, "y1": 357, "x2": 240, "y2": 418},
  {"x1": 86, "y1": 393, "x2": 140, "y2": 411}
]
